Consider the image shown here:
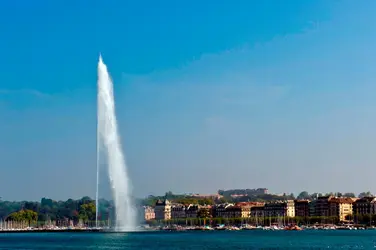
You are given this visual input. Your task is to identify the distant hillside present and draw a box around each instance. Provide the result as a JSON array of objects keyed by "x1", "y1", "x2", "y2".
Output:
[{"x1": 218, "y1": 188, "x2": 269, "y2": 197}]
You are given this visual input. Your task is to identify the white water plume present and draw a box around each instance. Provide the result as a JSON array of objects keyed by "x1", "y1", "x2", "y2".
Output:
[{"x1": 97, "y1": 55, "x2": 136, "y2": 231}]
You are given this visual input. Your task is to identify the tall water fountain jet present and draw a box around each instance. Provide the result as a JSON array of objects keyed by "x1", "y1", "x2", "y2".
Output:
[{"x1": 97, "y1": 55, "x2": 136, "y2": 231}]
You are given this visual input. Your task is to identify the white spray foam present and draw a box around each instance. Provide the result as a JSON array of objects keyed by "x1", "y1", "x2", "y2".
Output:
[{"x1": 97, "y1": 55, "x2": 136, "y2": 231}]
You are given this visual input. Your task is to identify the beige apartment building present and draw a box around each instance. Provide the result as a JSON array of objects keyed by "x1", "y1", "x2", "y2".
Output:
[
  {"x1": 143, "y1": 206, "x2": 155, "y2": 221},
  {"x1": 154, "y1": 199, "x2": 171, "y2": 220},
  {"x1": 328, "y1": 197, "x2": 356, "y2": 222}
]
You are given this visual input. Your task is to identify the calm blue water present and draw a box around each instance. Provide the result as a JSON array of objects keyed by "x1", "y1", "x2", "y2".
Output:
[{"x1": 1, "y1": 231, "x2": 376, "y2": 249}]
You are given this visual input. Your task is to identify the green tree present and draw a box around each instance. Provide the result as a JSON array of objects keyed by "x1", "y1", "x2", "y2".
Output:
[
  {"x1": 164, "y1": 191, "x2": 174, "y2": 199},
  {"x1": 217, "y1": 197, "x2": 229, "y2": 204},
  {"x1": 197, "y1": 208, "x2": 211, "y2": 218},
  {"x1": 309, "y1": 193, "x2": 319, "y2": 200},
  {"x1": 23, "y1": 210, "x2": 38, "y2": 225},
  {"x1": 80, "y1": 196, "x2": 93, "y2": 204},
  {"x1": 0, "y1": 197, "x2": 115, "y2": 224},
  {"x1": 358, "y1": 192, "x2": 373, "y2": 198},
  {"x1": 79, "y1": 202, "x2": 96, "y2": 222},
  {"x1": 343, "y1": 192, "x2": 356, "y2": 198},
  {"x1": 7, "y1": 209, "x2": 38, "y2": 226},
  {"x1": 297, "y1": 191, "x2": 310, "y2": 200},
  {"x1": 197, "y1": 198, "x2": 214, "y2": 206}
]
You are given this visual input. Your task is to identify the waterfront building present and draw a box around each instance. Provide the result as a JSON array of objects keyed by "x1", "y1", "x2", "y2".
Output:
[
  {"x1": 143, "y1": 206, "x2": 155, "y2": 221},
  {"x1": 264, "y1": 200, "x2": 295, "y2": 217},
  {"x1": 309, "y1": 199, "x2": 317, "y2": 216},
  {"x1": 212, "y1": 203, "x2": 234, "y2": 218},
  {"x1": 314, "y1": 196, "x2": 334, "y2": 217},
  {"x1": 223, "y1": 205, "x2": 250, "y2": 218},
  {"x1": 353, "y1": 197, "x2": 376, "y2": 215},
  {"x1": 186, "y1": 204, "x2": 200, "y2": 218},
  {"x1": 250, "y1": 205, "x2": 265, "y2": 218},
  {"x1": 294, "y1": 200, "x2": 310, "y2": 217},
  {"x1": 233, "y1": 202, "x2": 265, "y2": 218},
  {"x1": 328, "y1": 197, "x2": 356, "y2": 222},
  {"x1": 170, "y1": 203, "x2": 186, "y2": 219},
  {"x1": 154, "y1": 199, "x2": 171, "y2": 220}
]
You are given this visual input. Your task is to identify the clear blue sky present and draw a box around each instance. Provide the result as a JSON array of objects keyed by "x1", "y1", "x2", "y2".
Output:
[{"x1": 1, "y1": 0, "x2": 376, "y2": 201}]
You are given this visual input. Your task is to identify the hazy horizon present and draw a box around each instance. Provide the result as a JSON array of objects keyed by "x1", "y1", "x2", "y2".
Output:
[
  {"x1": 1, "y1": 0, "x2": 376, "y2": 201},
  {"x1": 0, "y1": 188, "x2": 367, "y2": 203}
]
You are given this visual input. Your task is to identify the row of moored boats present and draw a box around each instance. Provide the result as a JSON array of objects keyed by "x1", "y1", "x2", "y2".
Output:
[{"x1": 156, "y1": 224, "x2": 376, "y2": 231}]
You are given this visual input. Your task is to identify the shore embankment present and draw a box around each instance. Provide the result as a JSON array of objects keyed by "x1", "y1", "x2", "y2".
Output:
[
  {"x1": 0, "y1": 228, "x2": 103, "y2": 233},
  {"x1": 1, "y1": 224, "x2": 375, "y2": 233}
]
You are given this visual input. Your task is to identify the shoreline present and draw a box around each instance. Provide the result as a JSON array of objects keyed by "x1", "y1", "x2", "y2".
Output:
[
  {"x1": 0, "y1": 226, "x2": 374, "y2": 233},
  {"x1": 0, "y1": 229, "x2": 104, "y2": 233}
]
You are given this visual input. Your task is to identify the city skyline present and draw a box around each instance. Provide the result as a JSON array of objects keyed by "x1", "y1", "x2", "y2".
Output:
[{"x1": 1, "y1": 1, "x2": 376, "y2": 200}]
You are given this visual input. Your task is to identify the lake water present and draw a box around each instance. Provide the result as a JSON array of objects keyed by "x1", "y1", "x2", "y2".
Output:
[{"x1": 1, "y1": 230, "x2": 376, "y2": 249}]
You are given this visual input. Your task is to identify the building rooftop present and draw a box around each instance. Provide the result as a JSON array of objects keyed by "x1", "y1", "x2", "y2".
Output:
[
  {"x1": 171, "y1": 203, "x2": 186, "y2": 208},
  {"x1": 213, "y1": 203, "x2": 234, "y2": 209},
  {"x1": 155, "y1": 199, "x2": 171, "y2": 206},
  {"x1": 235, "y1": 202, "x2": 265, "y2": 207},
  {"x1": 266, "y1": 200, "x2": 294, "y2": 204},
  {"x1": 294, "y1": 199, "x2": 310, "y2": 203},
  {"x1": 329, "y1": 197, "x2": 356, "y2": 204},
  {"x1": 355, "y1": 197, "x2": 375, "y2": 203}
]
